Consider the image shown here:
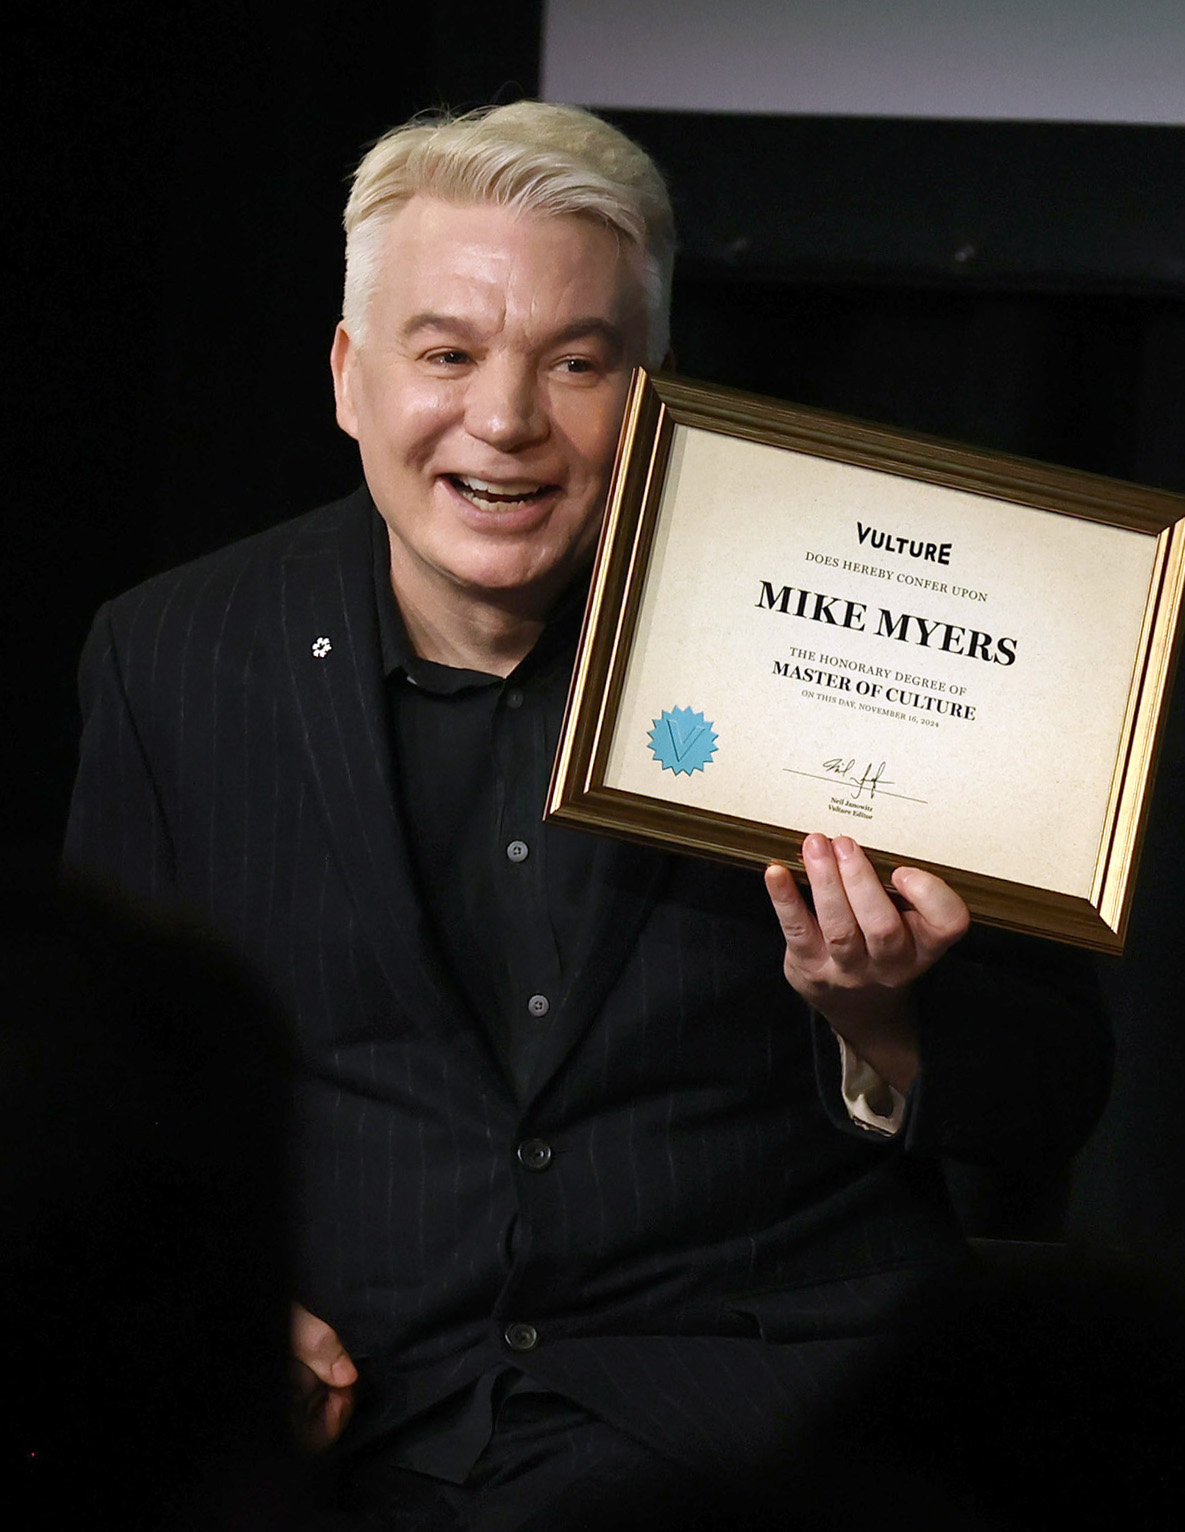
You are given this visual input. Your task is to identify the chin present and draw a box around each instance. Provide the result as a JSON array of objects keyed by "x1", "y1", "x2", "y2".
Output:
[
  {"x1": 453, "y1": 526, "x2": 588, "y2": 583},
  {"x1": 454, "y1": 547, "x2": 582, "y2": 602},
  {"x1": 454, "y1": 563, "x2": 558, "y2": 599}
]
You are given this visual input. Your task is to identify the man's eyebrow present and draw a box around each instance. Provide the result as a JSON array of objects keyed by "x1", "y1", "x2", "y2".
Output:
[
  {"x1": 399, "y1": 314, "x2": 628, "y2": 357},
  {"x1": 547, "y1": 319, "x2": 627, "y2": 357},
  {"x1": 400, "y1": 313, "x2": 480, "y2": 341}
]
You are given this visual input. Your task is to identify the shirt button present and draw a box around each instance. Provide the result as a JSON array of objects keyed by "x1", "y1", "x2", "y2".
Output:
[
  {"x1": 517, "y1": 1138, "x2": 553, "y2": 1171},
  {"x1": 527, "y1": 994, "x2": 550, "y2": 1018},
  {"x1": 505, "y1": 687, "x2": 525, "y2": 709},
  {"x1": 504, "y1": 1321, "x2": 538, "y2": 1352},
  {"x1": 506, "y1": 840, "x2": 529, "y2": 863}
]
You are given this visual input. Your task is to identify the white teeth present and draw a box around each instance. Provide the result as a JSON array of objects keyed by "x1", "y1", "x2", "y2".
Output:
[{"x1": 455, "y1": 476, "x2": 545, "y2": 497}]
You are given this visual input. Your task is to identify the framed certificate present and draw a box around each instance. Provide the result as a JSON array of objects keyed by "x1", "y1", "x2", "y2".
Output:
[{"x1": 546, "y1": 370, "x2": 1185, "y2": 952}]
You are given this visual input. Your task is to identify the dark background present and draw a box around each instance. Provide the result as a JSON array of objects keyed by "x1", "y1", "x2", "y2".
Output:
[{"x1": 10, "y1": 2, "x2": 1184, "y2": 1258}]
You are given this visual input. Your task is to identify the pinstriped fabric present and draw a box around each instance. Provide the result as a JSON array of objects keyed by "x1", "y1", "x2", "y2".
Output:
[{"x1": 65, "y1": 487, "x2": 1109, "y2": 1477}]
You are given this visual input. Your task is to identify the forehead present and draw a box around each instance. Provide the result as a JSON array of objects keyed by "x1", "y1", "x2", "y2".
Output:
[{"x1": 368, "y1": 195, "x2": 648, "y2": 338}]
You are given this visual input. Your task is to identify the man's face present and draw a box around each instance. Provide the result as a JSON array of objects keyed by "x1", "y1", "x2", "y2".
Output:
[{"x1": 331, "y1": 196, "x2": 650, "y2": 621}]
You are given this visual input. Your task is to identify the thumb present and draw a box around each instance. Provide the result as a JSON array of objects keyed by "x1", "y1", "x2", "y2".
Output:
[
  {"x1": 891, "y1": 866, "x2": 970, "y2": 956},
  {"x1": 292, "y1": 1303, "x2": 358, "y2": 1387}
]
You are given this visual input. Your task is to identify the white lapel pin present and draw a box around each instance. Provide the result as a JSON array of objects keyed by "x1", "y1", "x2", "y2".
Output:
[{"x1": 311, "y1": 636, "x2": 332, "y2": 658}]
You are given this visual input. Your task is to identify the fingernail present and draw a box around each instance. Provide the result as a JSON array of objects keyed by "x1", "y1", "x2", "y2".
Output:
[
  {"x1": 803, "y1": 833, "x2": 827, "y2": 857},
  {"x1": 834, "y1": 837, "x2": 855, "y2": 860}
]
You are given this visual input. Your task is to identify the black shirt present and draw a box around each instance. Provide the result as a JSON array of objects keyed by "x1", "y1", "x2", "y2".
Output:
[
  {"x1": 369, "y1": 512, "x2": 600, "y2": 1477},
  {"x1": 373, "y1": 515, "x2": 600, "y2": 1102}
]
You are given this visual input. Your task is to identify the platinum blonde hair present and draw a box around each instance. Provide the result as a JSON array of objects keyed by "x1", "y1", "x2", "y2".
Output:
[{"x1": 342, "y1": 101, "x2": 675, "y2": 367}]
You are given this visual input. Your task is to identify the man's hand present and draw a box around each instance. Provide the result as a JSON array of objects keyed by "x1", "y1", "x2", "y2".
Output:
[
  {"x1": 765, "y1": 833, "x2": 970, "y2": 1095},
  {"x1": 291, "y1": 1303, "x2": 358, "y2": 1453}
]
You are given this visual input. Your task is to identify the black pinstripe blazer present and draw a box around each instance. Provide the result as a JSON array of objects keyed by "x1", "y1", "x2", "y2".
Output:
[{"x1": 65, "y1": 487, "x2": 1110, "y2": 1476}]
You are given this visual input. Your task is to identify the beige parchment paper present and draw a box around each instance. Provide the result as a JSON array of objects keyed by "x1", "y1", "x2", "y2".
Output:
[{"x1": 602, "y1": 423, "x2": 1158, "y2": 897}]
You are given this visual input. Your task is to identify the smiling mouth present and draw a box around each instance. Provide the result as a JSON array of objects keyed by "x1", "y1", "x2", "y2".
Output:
[{"x1": 447, "y1": 475, "x2": 558, "y2": 509}]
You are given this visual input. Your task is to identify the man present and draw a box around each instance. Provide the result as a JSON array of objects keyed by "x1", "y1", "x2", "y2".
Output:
[{"x1": 66, "y1": 103, "x2": 1109, "y2": 1528}]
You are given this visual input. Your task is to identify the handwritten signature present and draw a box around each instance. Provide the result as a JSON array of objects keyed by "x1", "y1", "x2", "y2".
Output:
[{"x1": 823, "y1": 757, "x2": 894, "y2": 800}]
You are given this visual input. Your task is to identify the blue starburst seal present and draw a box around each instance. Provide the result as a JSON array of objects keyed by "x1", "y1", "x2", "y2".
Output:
[{"x1": 648, "y1": 706, "x2": 718, "y2": 776}]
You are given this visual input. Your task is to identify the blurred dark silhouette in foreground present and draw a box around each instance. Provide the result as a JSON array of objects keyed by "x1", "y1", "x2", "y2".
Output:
[{"x1": 0, "y1": 870, "x2": 306, "y2": 1529}]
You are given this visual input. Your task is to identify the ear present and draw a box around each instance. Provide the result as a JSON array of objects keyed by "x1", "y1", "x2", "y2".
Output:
[{"x1": 329, "y1": 323, "x2": 360, "y2": 439}]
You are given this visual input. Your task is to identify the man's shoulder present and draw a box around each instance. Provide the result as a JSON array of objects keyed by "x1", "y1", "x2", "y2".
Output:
[{"x1": 100, "y1": 488, "x2": 374, "y2": 634}]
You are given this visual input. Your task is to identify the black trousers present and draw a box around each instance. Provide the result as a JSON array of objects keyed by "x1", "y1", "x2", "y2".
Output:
[{"x1": 327, "y1": 1395, "x2": 803, "y2": 1532}]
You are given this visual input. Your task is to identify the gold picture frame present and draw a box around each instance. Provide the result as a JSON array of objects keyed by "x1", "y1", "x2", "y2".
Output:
[{"x1": 546, "y1": 369, "x2": 1185, "y2": 952}]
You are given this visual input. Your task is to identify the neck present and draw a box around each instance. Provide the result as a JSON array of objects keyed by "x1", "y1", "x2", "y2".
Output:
[
  {"x1": 388, "y1": 542, "x2": 566, "y2": 677},
  {"x1": 400, "y1": 597, "x2": 544, "y2": 677}
]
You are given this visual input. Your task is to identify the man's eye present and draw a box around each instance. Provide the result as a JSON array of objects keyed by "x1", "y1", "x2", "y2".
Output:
[
  {"x1": 559, "y1": 356, "x2": 596, "y2": 374},
  {"x1": 428, "y1": 349, "x2": 471, "y2": 366}
]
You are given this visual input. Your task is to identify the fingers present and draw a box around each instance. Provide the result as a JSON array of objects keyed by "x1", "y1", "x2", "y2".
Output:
[
  {"x1": 292, "y1": 1303, "x2": 358, "y2": 1387},
  {"x1": 291, "y1": 1358, "x2": 356, "y2": 1452},
  {"x1": 768, "y1": 837, "x2": 969, "y2": 973},
  {"x1": 764, "y1": 859, "x2": 825, "y2": 967},
  {"x1": 807, "y1": 835, "x2": 908, "y2": 965},
  {"x1": 765, "y1": 836, "x2": 901, "y2": 974},
  {"x1": 291, "y1": 1305, "x2": 358, "y2": 1453},
  {"x1": 317, "y1": 1383, "x2": 355, "y2": 1446}
]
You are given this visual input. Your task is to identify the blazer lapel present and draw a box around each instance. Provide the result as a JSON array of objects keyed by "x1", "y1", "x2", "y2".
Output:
[{"x1": 270, "y1": 491, "x2": 503, "y2": 1085}]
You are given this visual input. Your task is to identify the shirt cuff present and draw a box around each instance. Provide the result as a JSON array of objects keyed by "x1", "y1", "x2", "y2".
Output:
[{"x1": 837, "y1": 1033, "x2": 906, "y2": 1136}]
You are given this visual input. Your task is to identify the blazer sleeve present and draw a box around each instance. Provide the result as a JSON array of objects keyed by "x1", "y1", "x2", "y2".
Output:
[
  {"x1": 63, "y1": 601, "x2": 178, "y2": 907},
  {"x1": 811, "y1": 921, "x2": 1112, "y2": 1166}
]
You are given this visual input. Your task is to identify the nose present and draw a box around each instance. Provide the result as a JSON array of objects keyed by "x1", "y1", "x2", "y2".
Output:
[{"x1": 463, "y1": 356, "x2": 548, "y2": 453}]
